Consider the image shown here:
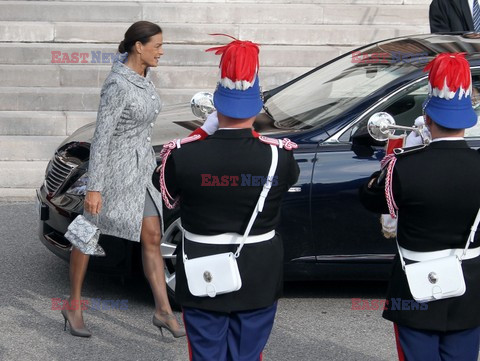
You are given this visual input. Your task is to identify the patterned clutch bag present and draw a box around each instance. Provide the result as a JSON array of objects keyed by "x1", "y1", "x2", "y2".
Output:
[{"x1": 65, "y1": 215, "x2": 105, "y2": 256}]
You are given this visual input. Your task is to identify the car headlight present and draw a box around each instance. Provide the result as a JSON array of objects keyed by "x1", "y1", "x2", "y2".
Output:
[{"x1": 66, "y1": 173, "x2": 89, "y2": 196}]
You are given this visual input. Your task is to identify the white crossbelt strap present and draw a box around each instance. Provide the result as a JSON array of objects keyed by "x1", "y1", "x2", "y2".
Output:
[
  {"x1": 399, "y1": 246, "x2": 480, "y2": 262},
  {"x1": 185, "y1": 230, "x2": 275, "y2": 245},
  {"x1": 182, "y1": 145, "x2": 279, "y2": 261},
  {"x1": 397, "y1": 208, "x2": 480, "y2": 268}
]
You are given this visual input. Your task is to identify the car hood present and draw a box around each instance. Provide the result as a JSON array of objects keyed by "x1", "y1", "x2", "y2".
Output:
[{"x1": 61, "y1": 102, "x2": 296, "y2": 150}]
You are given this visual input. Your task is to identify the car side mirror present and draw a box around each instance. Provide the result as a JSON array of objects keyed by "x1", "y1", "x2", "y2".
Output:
[
  {"x1": 191, "y1": 92, "x2": 215, "y2": 120},
  {"x1": 350, "y1": 115, "x2": 389, "y2": 157},
  {"x1": 351, "y1": 133, "x2": 379, "y2": 157}
]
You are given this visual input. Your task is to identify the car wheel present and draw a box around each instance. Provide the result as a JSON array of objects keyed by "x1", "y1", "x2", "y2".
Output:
[{"x1": 161, "y1": 217, "x2": 182, "y2": 308}]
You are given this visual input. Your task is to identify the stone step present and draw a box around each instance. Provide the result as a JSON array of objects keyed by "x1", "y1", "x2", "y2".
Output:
[
  {"x1": 0, "y1": 21, "x2": 430, "y2": 45},
  {"x1": 0, "y1": 111, "x2": 96, "y2": 136},
  {"x1": 0, "y1": 64, "x2": 311, "y2": 89},
  {"x1": 322, "y1": 4, "x2": 428, "y2": 25},
  {"x1": 0, "y1": 43, "x2": 346, "y2": 68},
  {"x1": 240, "y1": 24, "x2": 429, "y2": 46},
  {"x1": 0, "y1": 136, "x2": 67, "y2": 161},
  {"x1": 0, "y1": 87, "x2": 205, "y2": 110},
  {"x1": 224, "y1": 0, "x2": 430, "y2": 3},
  {"x1": 0, "y1": 1, "x2": 141, "y2": 23},
  {"x1": 33, "y1": 0, "x2": 429, "y2": 4},
  {"x1": 0, "y1": 1, "x2": 427, "y2": 25},
  {"x1": 0, "y1": 187, "x2": 36, "y2": 201},
  {"x1": 0, "y1": 161, "x2": 48, "y2": 188}
]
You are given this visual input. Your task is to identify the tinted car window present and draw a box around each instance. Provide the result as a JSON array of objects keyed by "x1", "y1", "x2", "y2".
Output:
[
  {"x1": 264, "y1": 54, "x2": 421, "y2": 131},
  {"x1": 343, "y1": 79, "x2": 429, "y2": 142},
  {"x1": 343, "y1": 70, "x2": 480, "y2": 142}
]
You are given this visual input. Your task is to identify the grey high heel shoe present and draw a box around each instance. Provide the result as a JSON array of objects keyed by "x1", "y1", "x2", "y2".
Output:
[
  {"x1": 153, "y1": 314, "x2": 186, "y2": 338},
  {"x1": 61, "y1": 309, "x2": 92, "y2": 338}
]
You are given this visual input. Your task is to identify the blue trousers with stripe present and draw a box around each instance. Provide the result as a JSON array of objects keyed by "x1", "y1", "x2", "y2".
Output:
[
  {"x1": 395, "y1": 323, "x2": 480, "y2": 361},
  {"x1": 183, "y1": 302, "x2": 277, "y2": 361}
]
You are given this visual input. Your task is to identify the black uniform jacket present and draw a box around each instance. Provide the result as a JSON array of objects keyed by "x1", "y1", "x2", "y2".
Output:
[
  {"x1": 430, "y1": 0, "x2": 474, "y2": 33},
  {"x1": 360, "y1": 140, "x2": 480, "y2": 331},
  {"x1": 164, "y1": 129, "x2": 300, "y2": 313}
]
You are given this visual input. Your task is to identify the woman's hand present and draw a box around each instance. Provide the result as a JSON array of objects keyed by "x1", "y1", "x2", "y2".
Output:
[{"x1": 84, "y1": 191, "x2": 102, "y2": 214}]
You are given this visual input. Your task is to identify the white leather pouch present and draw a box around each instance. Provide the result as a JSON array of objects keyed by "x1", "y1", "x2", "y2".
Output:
[
  {"x1": 398, "y1": 208, "x2": 480, "y2": 304},
  {"x1": 183, "y1": 252, "x2": 242, "y2": 298},
  {"x1": 404, "y1": 255, "x2": 465, "y2": 303}
]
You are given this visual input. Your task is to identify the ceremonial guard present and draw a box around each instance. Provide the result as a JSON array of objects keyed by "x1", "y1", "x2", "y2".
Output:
[
  {"x1": 360, "y1": 53, "x2": 480, "y2": 360},
  {"x1": 160, "y1": 36, "x2": 299, "y2": 361}
]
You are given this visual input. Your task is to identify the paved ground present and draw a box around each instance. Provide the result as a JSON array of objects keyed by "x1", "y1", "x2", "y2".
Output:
[{"x1": 1, "y1": 201, "x2": 401, "y2": 361}]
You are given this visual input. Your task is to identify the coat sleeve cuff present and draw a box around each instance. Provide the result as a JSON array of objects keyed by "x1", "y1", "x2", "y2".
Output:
[{"x1": 86, "y1": 179, "x2": 103, "y2": 192}]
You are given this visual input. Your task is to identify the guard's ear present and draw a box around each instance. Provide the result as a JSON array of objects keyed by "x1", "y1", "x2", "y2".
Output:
[{"x1": 424, "y1": 114, "x2": 433, "y2": 128}]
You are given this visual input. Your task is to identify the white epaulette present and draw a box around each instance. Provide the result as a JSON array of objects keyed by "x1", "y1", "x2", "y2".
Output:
[
  {"x1": 393, "y1": 143, "x2": 429, "y2": 157},
  {"x1": 160, "y1": 134, "x2": 202, "y2": 158},
  {"x1": 258, "y1": 136, "x2": 298, "y2": 150}
]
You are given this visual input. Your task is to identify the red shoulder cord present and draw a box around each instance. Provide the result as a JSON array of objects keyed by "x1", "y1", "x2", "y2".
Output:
[
  {"x1": 159, "y1": 134, "x2": 201, "y2": 209},
  {"x1": 380, "y1": 154, "x2": 398, "y2": 219}
]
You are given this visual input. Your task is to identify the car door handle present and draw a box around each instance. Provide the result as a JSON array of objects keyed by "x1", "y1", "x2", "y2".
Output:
[{"x1": 288, "y1": 187, "x2": 302, "y2": 192}]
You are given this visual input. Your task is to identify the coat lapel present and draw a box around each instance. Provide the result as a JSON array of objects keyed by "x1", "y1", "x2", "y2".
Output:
[{"x1": 111, "y1": 61, "x2": 150, "y2": 89}]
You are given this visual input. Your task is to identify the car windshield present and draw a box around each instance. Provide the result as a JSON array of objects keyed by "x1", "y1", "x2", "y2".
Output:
[{"x1": 264, "y1": 51, "x2": 425, "y2": 130}]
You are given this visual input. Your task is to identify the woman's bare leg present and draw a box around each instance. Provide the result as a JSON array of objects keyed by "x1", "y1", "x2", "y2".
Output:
[
  {"x1": 141, "y1": 216, "x2": 182, "y2": 331},
  {"x1": 67, "y1": 247, "x2": 90, "y2": 329}
]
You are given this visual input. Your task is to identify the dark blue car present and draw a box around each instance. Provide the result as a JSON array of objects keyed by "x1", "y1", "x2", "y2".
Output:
[{"x1": 37, "y1": 34, "x2": 480, "y2": 301}]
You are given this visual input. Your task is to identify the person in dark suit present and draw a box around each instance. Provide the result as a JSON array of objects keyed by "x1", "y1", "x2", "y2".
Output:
[
  {"x1": 160, "y1": 36, "x2": 300, "y2": 361},
  {"x1": 360, "y1": 53, "x2": 480, "y2": 360},
  {"x1": 430, "y1": 0, "x2": 476, "y2": 33}
]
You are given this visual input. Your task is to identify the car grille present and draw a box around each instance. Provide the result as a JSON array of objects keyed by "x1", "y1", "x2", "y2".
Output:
[{"x1": 45, "y1": 155, "x2": 77, "y2": 195}]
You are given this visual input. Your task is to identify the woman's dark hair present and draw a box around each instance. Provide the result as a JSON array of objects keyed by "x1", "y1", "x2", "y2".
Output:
[{"x1": 118, "y1": 21, "x2": 162, "y2": 53}]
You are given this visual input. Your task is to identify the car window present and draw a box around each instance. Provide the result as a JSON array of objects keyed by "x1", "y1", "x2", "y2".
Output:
[
  {"x1": 343, "y1": 71, "x2": 480, "y2": 142},
  {"x1": 264, "y1": 54, "x2": 421, "y2": 131},
  {"x1": 343, "y1": 79, "x2": 429, "y2": 142}
]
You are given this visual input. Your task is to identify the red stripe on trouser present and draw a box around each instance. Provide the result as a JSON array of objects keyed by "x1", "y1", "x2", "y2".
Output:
[
  {"x1": 259, "y1": 352, "x2": 263, "y2": 361},
  {"x1": 394, "y1": 323, "x2": 406, "y2": 361},
  {"x1": 182, "y1": 310, "x2": 193, "y2": 361}
]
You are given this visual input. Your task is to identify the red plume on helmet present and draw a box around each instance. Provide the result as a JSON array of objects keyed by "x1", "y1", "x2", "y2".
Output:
[
  {"x1": 206, "y1": 34, "x2": 260, "y2": 91},
  {"x1": 423, "y1": 52, "x2": 472, "y2": 100}
]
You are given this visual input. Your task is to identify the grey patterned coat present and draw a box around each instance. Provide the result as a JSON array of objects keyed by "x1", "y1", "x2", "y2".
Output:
[{"x1": 85, "y1": 60, "x2": 163, "y2": 242}]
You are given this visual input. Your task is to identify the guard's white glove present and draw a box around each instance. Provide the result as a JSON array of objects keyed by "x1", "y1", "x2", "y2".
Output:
[
  {"x1": 405, "y1": 116, "x2": 431, "y2": 146},
  {"x1": 381, "y1": 214, "x2": 397, "y2": 238},
  {"x1": 200, "y1": 111, "x2": 219, "y2": 135}
]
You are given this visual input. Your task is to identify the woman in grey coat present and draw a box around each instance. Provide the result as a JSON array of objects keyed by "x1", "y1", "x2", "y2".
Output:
[{"x1": 61, "y1": 21, "x2": 185, "y2": 338}]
